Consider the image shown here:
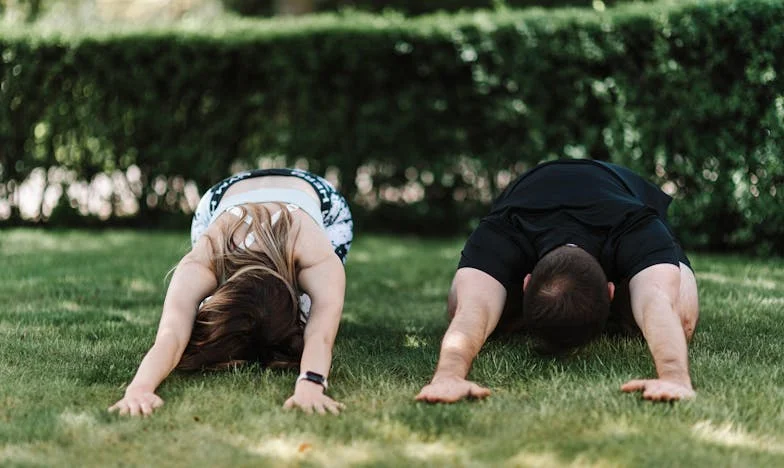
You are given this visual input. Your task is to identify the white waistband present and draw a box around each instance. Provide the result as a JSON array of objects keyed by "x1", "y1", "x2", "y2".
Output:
[{"x1": 209, "y1": 189, "x2": 324, "y2": 228}]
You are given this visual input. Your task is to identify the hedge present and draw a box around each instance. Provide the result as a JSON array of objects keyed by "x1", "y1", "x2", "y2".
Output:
[
  {"x1": 1, "y1": 0, "x2": 783, "y2": 254},
  {"x1": 226, "y1": 0, "x2": 656, "y2": 17}
]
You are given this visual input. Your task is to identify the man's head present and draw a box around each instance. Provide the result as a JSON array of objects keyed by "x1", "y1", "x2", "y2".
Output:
[{"x1": 522, "y1": 245, "x2": 614, "y2": 353}]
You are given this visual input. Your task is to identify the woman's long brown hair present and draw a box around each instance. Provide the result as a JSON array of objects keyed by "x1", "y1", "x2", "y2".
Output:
[{"x1": 177, "y1": 203, "x2": 304, "y2": 371}]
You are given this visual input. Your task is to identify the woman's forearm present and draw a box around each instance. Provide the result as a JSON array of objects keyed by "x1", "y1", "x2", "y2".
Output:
[
  {"x1": 125, "y1": 333, "x2": 182, "y2": 393},
  {"x1": 298, "y1": 331, "x2": 334, "y2": 378}
]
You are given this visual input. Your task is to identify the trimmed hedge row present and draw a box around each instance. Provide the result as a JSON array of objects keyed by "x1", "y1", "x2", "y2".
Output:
[
  {"x1": 1, "y1": 0, "x2": 783, "y2": 253},
  {"x1": 227, "y1": 0, "x2": 656, "y2": 17}
]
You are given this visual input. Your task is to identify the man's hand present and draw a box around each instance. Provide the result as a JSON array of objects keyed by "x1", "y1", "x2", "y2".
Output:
[
  {"x1": 621, "y1": 378, "x2": 695, "y2": 401},
  {"x1": 108, "y1": 389, "x2": 164, "y2": 416},
  {"x1": 415, "y1": 376, "x2": 491, "y2": 403},
  {"x1": 283, "y1": 381, "x2": 345, "y2": 415}
]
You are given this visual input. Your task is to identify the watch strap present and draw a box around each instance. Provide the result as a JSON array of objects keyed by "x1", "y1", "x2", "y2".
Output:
[{"x1": 297, "y1": 371, "x2": 328, "y2": 390}]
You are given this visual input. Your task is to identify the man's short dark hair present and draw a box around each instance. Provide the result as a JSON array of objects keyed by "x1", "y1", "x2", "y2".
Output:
[{"x1": 523, "y1": 245, "x2": 611, "y2": 353}]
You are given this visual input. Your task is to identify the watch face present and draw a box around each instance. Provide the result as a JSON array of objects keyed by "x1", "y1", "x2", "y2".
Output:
[{"x1": 301, "y1": 371, "x2": 327, "y2": 389}]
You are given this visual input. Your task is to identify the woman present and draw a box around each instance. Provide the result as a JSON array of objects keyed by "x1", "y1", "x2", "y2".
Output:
[{"x1": 109, "y1": 168, "x2": 353, "y2": 416}]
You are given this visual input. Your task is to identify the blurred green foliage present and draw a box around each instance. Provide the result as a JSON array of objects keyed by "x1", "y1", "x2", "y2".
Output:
[
  {"x1": 225, "y1": 0, "x2": 655, "y2": 17},
  {"x1": 1, "y1": 0, "x2": 783, "y2": 253}
]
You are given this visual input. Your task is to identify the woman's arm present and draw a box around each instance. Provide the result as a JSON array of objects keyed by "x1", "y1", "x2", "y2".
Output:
[
  {"x1": 109, "y1": 240, "x2": 217, "y2": 416},
  {"x1": 283, "y1": 222, "x2": 346, "y2": 415}
]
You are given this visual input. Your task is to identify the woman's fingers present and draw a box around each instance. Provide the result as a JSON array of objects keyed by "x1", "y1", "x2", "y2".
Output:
[
  {"x1": 283, "y1": 395, "x2": 344, "y2": 415},
  {"x1": 110, "y1": 393, "x2": 164, "y2": 417},
  {"x1": 326, "y1": 401, "x2": 344, "y2": 415},
  {"x1": 108, "y1": 402, "x2": 128, "y2": 415}
]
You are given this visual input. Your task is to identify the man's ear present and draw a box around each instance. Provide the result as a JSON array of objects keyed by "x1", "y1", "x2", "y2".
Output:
[
  {"x1": 523, "y1": 273, "x2": 532, "y2": 292},
  {"x1": 608, "y1": 282, "x2": 616, "y2": 301}
]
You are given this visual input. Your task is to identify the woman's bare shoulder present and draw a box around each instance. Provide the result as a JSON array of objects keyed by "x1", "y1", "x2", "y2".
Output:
[{"x1": 291, "y1": 212, "x2": 336, "y2": 270}]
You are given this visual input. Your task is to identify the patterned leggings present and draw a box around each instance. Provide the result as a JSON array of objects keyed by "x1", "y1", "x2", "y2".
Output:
[{"x1": 190, "y1": 168, "x2": 353, "y2": 263}]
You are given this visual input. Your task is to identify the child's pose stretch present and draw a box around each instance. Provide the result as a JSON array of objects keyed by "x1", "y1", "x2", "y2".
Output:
[{"x1": 109, "y1": 168, "x2": 353, "y2": 416}]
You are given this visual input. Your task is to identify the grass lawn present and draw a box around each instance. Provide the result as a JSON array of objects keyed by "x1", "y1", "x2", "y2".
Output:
[{"x1": 1, "y1": 229, "x2": 783, "y2": 467}]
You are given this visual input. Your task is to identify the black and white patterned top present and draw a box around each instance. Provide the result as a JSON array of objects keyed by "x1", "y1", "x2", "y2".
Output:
[{"x1": 190, "y1": 168, "x2": 353, "y2": 263}]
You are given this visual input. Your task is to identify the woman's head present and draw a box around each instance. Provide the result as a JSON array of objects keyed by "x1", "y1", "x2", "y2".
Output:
[
  {"x1": 522, "y1": 245, "x2": 613, "y2": 354},
  {"x1": 177, "y1": 204, "x2": 303, "y2": 371}
]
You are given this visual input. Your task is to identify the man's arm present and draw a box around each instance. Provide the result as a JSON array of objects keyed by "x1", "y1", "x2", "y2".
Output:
[
  {"x1": 621, "y1": 263, "x2": 695, "y2": 401},
  {"x1": 415, "y1": 268, "x2": 507, "y2": 403}
]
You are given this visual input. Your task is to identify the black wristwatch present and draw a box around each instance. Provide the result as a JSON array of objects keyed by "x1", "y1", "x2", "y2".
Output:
[{"x1": 296, "y1": 371, "x2": 328, "y2": 390}]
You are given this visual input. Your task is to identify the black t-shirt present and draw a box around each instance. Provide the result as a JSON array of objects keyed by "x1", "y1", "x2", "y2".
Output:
[{"x1": 458, "y1": 159, "x2": 689, "y2": 306}]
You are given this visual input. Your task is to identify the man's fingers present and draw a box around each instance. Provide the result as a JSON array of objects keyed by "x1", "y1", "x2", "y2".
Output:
[
  {"x1": 416, "y1": 381, "x2": 492, "y2": 403},
  {"x1": 417, "y1": 394, "x2": 441, "y2": 403},
  {"x1": 643, "y1": 388, "x2": 693, "y2": 402},
  {"x1": 427, "y1": 394, "x2": 460, "y2": 403},
  {"x1": 151, "y1": 398, "x2": 164, "y2": 409},
  {"x1": 644, "y1": 390, "x2": 673, "y2": 402},
  {"x1": 621, "y1": 380, "x2": 649, "y2": 392},
  {"x1": 283, "y1": 398, "x2": 294, "y2": 410},
  {"x1": 469, "y1": 384, "x2": 491, "y2": 399},
  {"x1": 314, "y1": 404, "x2": 327, "y2": 416},
  {"x1": 140, "y1": 402, "x2": 153, "y2": 416},
  {"x1": 625, "y1": 379, "x2": 695, "y2": 402}
]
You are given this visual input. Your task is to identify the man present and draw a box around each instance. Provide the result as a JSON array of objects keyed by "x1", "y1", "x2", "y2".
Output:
[{"x1": 416, "y1": 159, "x2": 699, "y2": 403}]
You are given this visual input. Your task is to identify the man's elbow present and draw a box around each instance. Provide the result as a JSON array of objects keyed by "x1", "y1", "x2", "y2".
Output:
[{"x1": 681, "y1": 308, "x2": 698, "y2": 341}]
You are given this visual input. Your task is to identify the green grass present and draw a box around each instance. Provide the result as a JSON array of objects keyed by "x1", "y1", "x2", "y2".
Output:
[{"x1": 1, "y1": 229, "x2": 783, "y2": 467}]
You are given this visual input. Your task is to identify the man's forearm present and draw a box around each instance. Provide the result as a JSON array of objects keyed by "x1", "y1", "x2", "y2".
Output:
[
  {"x1": 640, "y1": 301, "x2": 691, "y2": 385},
  {"x1": 431, "y1": 315, "x2": 488, "y2": 380}
]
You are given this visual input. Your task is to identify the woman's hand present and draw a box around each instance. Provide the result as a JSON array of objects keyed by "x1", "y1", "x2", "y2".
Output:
[
  {"x1": 283, "y1": 381, "x2": 344, "y2": 415},
  {"x1": 108, "y1": 389, "x2": 164, "y2": 416}
]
